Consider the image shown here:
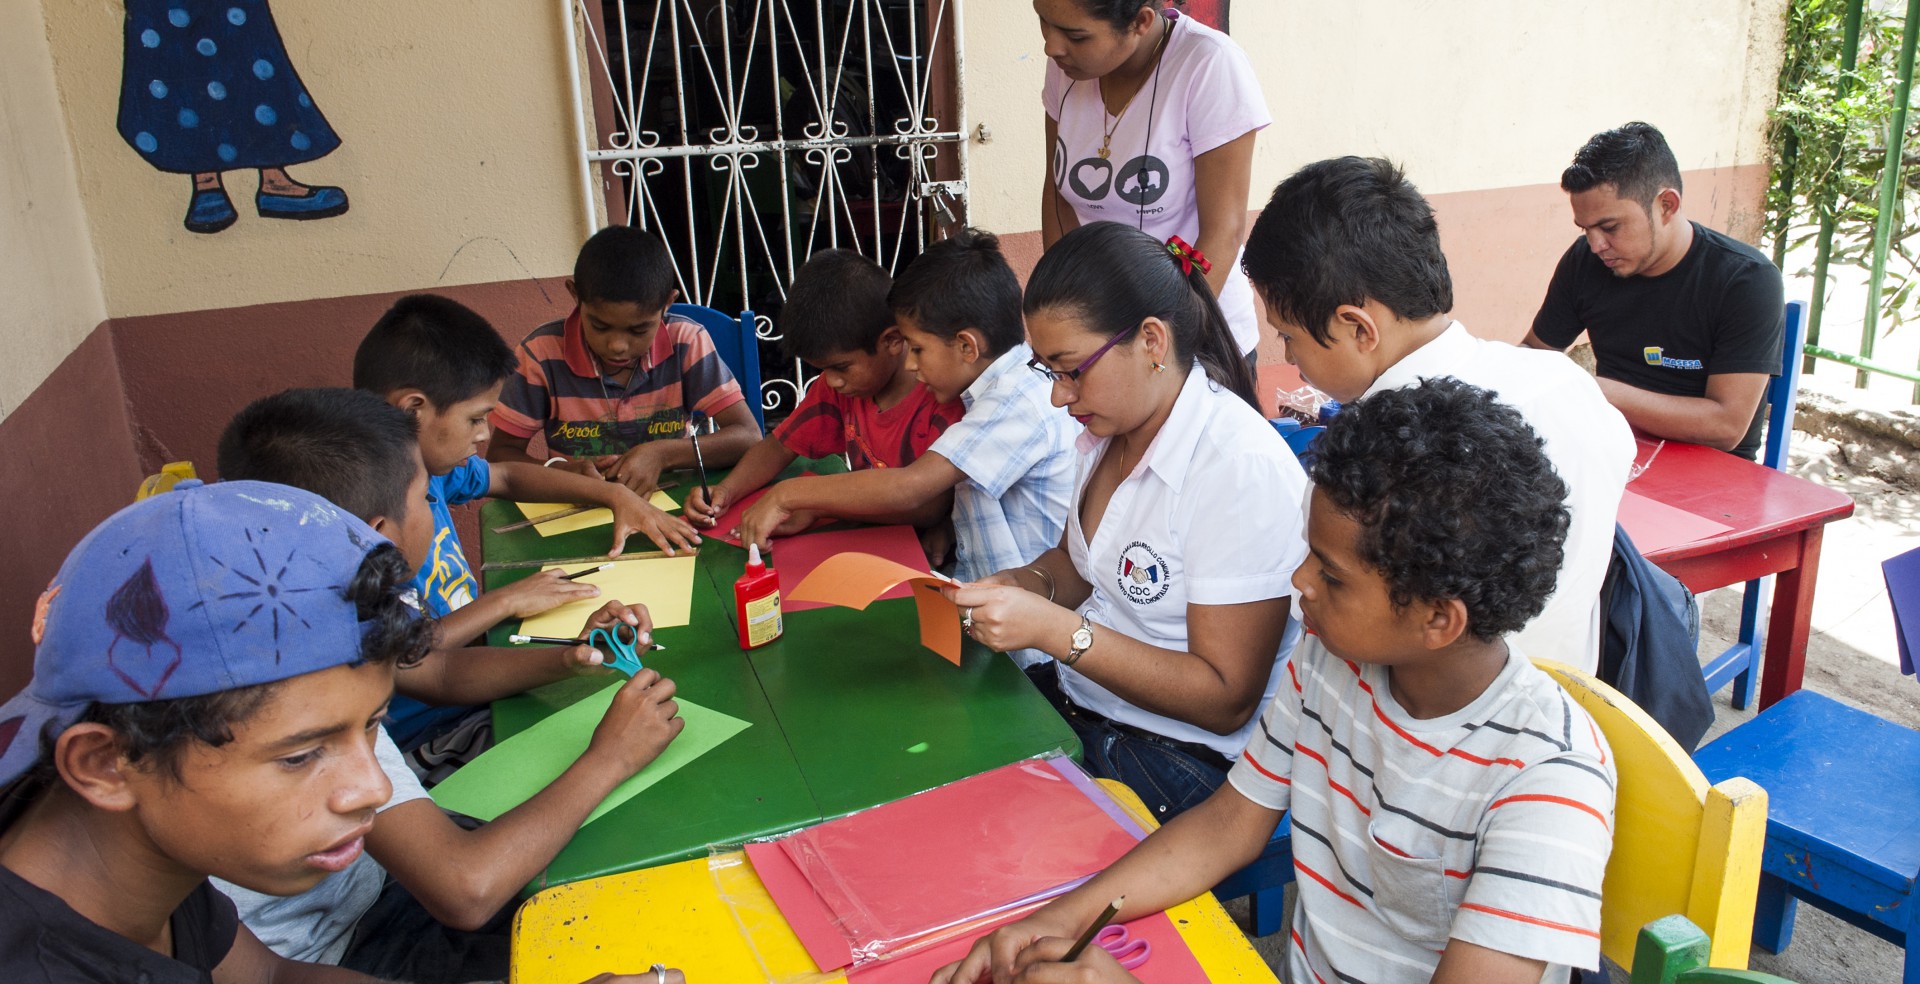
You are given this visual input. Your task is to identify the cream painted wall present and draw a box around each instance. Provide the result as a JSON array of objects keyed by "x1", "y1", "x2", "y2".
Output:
[
  {"x1": 1, "y1": 0, "x2": 109, "y2": 423},
  {"x1": 963, "y1": 0, "x2": 1787, "y2": 233},
  {"x1": 40, "y1": 1, "x2": 599, "y2": 321}
]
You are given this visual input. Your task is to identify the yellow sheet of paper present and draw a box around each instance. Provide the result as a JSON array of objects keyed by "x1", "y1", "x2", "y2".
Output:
[
  {"x1": 518, "y1": 490, "x2": 680, "y2": 537},
  {"x1": 517, "y1": 556, "x2": 700, "y2": 637}
]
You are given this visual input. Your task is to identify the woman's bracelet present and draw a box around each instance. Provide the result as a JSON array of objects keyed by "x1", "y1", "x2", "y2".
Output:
[
  {"x1": 543, "y1": 456, "x2": 568, "y2": 468},
  {"x1": 1024, "y1": 565, "x2": 1056, "y2": 603}
]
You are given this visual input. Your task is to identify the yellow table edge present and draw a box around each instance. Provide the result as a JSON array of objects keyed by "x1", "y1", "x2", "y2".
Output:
[{"x1": 510, "y1": 779, "x2": 1278, "y2": 983}]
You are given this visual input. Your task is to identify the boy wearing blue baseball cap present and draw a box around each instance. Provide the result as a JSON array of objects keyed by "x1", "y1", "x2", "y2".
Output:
[{"x1": 0, "y1": 482, "x2": 683, "y2": 984}]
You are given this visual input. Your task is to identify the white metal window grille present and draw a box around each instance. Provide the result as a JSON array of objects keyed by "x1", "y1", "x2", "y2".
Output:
[{"x1": 562, "y1": 0, "x2": 970, "y2": 419}]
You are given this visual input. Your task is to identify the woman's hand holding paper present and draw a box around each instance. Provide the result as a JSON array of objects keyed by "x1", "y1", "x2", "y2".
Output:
[{"x1": 941, "y1": 580, "x2": 1076, "y2": 655}]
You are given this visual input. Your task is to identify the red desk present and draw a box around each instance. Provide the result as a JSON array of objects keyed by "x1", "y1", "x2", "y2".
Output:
[{"x1": 1617, "y1": 440, "x2": 1855, "y2": 710}]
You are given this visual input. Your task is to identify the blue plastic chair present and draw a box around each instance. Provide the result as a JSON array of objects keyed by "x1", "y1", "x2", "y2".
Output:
[
  {"x1": 1696, "y1": 689, "x2": 1920, "y2": 983},
  {"x1": 1213, "y1": 417, "x2": 1330, "y2": 935},
  {"x1": 669, "y1": 303, "x2": 764, "y2": 429},
  {"x1": 1700, "y1": 300, "x2": 1807, "y2": 709}
]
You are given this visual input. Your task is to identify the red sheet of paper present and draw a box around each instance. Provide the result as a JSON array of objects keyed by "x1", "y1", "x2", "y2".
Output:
[
  {"x1": 704, "y1": 477, "x2": 831, "y2": 546},
  {"x1": 1618, "y1": 489, "x2": 1735, "y2": 553},
  {"x1": 845, "y1": 911, "x2": 1209, "y2": 984},
  {"x1": 771, "y1": 526, "x2": 928, "y2": 613},
  {"x1": 787, "y1": 550, "x2": 961, "y2": 664},
  {"x1": 748, "y1": 760, "x2": 1144, "y2": 971}
]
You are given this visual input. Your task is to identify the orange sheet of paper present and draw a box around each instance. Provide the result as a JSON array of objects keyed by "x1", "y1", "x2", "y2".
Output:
[{"x1": 787, "y1": 552, "x2": 961, "y2": 665}]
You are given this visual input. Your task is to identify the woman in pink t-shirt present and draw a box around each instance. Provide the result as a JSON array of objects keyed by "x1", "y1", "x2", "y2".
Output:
[{"x1": 1036, "y1": 0, "x2": 1270, "y2": 358}]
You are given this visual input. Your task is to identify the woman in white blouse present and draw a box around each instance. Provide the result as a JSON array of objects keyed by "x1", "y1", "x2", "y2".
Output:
[{"x1": 947, "y1": 222, "x2": 1308, "y2": 818}]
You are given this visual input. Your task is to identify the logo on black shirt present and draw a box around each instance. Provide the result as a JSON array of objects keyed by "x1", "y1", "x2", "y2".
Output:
[{"x1": 1641, "y1": 346, "x2": 1704, "y2": 370}]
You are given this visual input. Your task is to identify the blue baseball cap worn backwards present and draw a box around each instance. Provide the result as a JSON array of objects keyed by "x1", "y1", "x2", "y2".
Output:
[{"x1": 0, "y1": 480, "x2": 393, "y2": 787}]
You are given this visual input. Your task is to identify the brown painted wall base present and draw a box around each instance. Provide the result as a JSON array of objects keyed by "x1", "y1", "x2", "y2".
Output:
[
  {"x1": 0, "y1": 277, "x2": 573, "y2": 699},
  {"x1": 112, "y1": 277, "x2": 576, "y2": 475},
  {"x1": 0, "y1": 324, "x2": 144, "y2": 699}
]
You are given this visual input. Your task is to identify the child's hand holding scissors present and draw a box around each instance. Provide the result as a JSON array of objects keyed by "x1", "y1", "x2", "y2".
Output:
[{"x1": 564, "y1": 600, "x2": 655, "y2": 671}]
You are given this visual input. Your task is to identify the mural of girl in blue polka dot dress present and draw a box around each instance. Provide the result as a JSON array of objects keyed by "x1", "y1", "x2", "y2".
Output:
[{"x1": 117, "y1": 1, "x2": 348, "y2": 234}]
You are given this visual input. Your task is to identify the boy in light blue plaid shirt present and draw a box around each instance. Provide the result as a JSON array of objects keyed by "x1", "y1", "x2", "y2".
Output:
[{"x1": 731, "y1": 229, "x2": 1076, "y2": 666}]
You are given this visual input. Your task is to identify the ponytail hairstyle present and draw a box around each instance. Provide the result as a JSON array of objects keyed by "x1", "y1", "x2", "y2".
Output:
[
  {"x1": 1073, "y1": 0, "x2": 1161, "y2": 32},
  {"x1": 1025, "y1": 221, "x2": 1258, "y2": 409}
]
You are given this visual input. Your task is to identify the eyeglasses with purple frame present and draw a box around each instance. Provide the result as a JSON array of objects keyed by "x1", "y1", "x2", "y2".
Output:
[{"x1": 1026, "y1": 321, "x2": 1141, "y2": 384}]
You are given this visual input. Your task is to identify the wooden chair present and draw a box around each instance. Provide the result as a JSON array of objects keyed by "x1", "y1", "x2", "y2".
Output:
[
  {"x1": 1630, "y1": 915, "x2": 1798, "y2": 984},
  {"x1": 1695, "y1": 689, "x2": 1920, "y2": 984},
  {"x1": 1702, "y1": 299, "x2": 1807, "y2": 709},
  {"x1": 669, "y1": 302, "x2": 764, "y2": 430},
  {"x1": 1536, "y1": 659, "x2": 1768, "y2": 970}
]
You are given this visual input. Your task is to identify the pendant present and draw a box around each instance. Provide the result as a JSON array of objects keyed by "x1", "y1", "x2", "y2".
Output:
[{"x1": 1098, "y1": 145, "x2": 1111, "y2": 160}]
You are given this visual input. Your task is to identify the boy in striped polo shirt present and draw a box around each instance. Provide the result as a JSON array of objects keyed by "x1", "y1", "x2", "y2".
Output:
[
  {"x1": 489, "y1": 226, "x2": 762, "y2": 494},
  {"x1": 934, "y1": 378, "x2": 1616, "y2": 984}
]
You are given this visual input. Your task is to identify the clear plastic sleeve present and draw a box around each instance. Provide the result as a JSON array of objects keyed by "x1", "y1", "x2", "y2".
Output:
[{"x1": 709, "y1": 750, "x2": 1146, "y2": 983}]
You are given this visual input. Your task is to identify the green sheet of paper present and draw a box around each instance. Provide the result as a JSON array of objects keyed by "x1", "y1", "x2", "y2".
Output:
[{"x1": 430, "y1": 687, "x2": 749, "y2": 827}]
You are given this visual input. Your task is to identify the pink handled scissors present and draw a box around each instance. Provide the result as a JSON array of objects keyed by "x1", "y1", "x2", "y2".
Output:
[{"x1": 1094, "y1": 923, "x2": 1150, "y2": 970}]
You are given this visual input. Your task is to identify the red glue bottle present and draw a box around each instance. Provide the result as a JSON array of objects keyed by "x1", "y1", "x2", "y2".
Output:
[{"x1": 734, "y1": 544, "x2": 783, "y2": 649}]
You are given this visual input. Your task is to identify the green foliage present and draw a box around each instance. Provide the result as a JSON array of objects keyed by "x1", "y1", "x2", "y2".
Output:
[{"x1": 1767, "y1": 0, "x2": 1920, "y2": 329}]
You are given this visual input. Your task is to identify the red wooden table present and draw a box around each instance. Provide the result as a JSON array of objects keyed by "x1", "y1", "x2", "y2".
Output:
[{"x1": 1617, "y1": 440, "x2": 1855, "y2": 710}]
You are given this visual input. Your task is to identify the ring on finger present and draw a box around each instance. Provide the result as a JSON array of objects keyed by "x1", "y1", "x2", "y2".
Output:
[
  {"x1": 961, "y1": 607, "x2": 975, "y2": 630},
  {"x1": 652, "y1": 963, "x2": 668, "y2": 984}
]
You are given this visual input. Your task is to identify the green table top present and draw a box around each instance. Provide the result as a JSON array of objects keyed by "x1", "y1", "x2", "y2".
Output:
[
  {"x1": 700, "y1": 541, "x2": 1079, "y2": 820},
  {"x1": 478, "y1": 463, "x2": 1076, "y2": 887}
]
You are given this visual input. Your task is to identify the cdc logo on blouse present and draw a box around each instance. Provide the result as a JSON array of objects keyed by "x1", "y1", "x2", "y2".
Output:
[{"x1": 1116, "y1": 541, "x2": 1172, "y2": 605}]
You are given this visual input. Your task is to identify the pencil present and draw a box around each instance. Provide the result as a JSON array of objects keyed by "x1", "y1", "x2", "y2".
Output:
[
  {"x1": 689, "y1": 427, "x2": 712, "y2": 503},
  {"x1": 559, "y1": 564, "x2": 610, "y2": 581},
  {"x1": 508, "y1": 634, "x2": 665, "y2": 651},
  {"x1": 1060, "y1": 897, "x2": 1124, "y2": 962}
]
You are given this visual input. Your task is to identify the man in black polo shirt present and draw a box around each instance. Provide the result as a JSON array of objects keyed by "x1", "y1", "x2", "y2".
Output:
[{"x1": 1524, "y1": 122, "x2": 1783, "y2": 459}]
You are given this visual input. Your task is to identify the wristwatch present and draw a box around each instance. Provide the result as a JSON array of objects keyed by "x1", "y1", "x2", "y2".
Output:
[{"x1": 1064, "y1": 612, "x2": 1095, "y2": 666}]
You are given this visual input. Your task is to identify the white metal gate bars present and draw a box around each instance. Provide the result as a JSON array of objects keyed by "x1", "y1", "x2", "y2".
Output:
[{"x1": 562, "y1": 0, "x2": 970, "y2": 418}]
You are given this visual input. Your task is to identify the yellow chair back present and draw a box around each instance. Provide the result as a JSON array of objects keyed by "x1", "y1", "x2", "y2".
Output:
[
  {"x1": 136, "y1": 461, "x2": 197, "y2": 501},
  {"x1": 1534, "y1": 659, "x2": 1767, "y2": 970}
]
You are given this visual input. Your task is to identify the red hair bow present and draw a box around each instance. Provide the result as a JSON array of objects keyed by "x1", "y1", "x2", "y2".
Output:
[{"x1": 1165, "y1": 236, "x2": 1212, "y2": 277}]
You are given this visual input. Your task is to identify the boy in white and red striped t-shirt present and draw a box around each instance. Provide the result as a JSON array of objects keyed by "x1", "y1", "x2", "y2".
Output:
[{"x1": 934, "y1": 378, "x2": 1615, "y2": 984}]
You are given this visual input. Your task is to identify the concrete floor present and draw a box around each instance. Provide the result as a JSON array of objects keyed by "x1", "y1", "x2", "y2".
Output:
[{"x1": 1215, "y1": 429, "x2": 1920, "y2": 983}]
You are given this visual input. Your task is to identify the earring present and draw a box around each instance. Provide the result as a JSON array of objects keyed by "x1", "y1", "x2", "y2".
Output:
[{"x1": 1151, "y1": 362, "x2": 1165, "y2": 373}]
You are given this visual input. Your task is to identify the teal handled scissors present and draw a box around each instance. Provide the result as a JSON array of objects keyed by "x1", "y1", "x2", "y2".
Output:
[
  {"x1": 507, "y1": 629, "x2": 662, "y2": 676},
  {"x1": 587, "y1": 623, "x2": 651, "y2": 678}
]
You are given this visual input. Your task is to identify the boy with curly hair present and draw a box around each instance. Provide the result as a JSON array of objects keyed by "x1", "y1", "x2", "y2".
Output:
[{"x1": 934, "y1": 378, "x2": 1616, "y2": 984}]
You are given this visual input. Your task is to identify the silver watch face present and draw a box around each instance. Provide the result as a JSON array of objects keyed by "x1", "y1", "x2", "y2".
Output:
[{"x1": 1071, "y1": 626, "x2": 1094, "y2": 651}]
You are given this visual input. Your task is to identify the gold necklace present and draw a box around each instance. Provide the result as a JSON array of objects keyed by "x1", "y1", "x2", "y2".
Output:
[{"x1": 1097, "y1": 19, "x2": 1171, "y2": 160}]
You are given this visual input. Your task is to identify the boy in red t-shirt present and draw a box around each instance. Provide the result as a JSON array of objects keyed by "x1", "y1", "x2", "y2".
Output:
[{"x1": 687, "y1": 249, "x2": 963, "y2": 536}]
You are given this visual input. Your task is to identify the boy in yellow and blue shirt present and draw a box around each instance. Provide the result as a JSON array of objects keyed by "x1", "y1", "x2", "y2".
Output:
[{"x1": 351, "y1": 293, "x2": 697, "y2": 750}]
